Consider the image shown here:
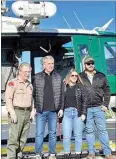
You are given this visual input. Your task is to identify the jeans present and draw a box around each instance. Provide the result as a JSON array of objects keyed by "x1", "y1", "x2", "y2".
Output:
[
  {"x1": 35, "y1": 111, "x2": 57, "y2": 154},
  {"x1": 85, "y1": 106, "x2": 111, "y2": 155},
  {"x1": 62, "y1": 107, "x2": 84, "y2": 153}
]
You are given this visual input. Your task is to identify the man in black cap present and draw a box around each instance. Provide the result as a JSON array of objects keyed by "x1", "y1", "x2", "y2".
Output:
[{"x1": 80, "y1": 56, "x2": 115, "y2": 159}]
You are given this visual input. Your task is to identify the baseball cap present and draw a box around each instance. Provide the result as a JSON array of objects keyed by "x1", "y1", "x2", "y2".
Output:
[{"x1": 84, "y1": 56, "x2": 94, "y2": 64}]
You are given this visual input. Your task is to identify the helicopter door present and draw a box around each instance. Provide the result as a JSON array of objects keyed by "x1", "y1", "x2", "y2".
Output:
[
  {"x1": 100, "y1": 36, "x2": 116, "y2": 94},
  {"x1": 72, "y1": 34, "x2": 116, "y2": 94},
  {"x1": 72, "y1": 34, "x2": 103, "y2": 73}
]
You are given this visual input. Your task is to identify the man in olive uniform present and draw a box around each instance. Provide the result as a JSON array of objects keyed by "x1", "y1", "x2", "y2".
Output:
[{"x1": 5, "y1": 62, "x2": 36, "y2": 159}]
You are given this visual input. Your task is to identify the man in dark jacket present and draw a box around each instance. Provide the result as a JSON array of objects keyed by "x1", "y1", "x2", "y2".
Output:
[
  {"x1": 33, "y1": 55, "x2": 63, "y2": 159},
  {"x1": 80, "y1": 56, "x2": 115, "y2": 159}
]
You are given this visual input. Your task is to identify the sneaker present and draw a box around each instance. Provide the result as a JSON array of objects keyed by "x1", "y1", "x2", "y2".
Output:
[
  {"x1": 105, "y1": 155, "x2": 116, "y2": 159},
  {"x1": 35, "y1": 154, "x2": 42, "y2": 159},
  {"x1": 48, "y1": 155, "x2": 56, "y2": 159},
  {"x1": 64, "y1": 153, "x2": 70, "y2": 159},
  {"x1": 75, "y1": 154, "x2": 81, "y2": 159},
  {"x1": 87, "y1": 154, "x2": 96, "y2": 159}
]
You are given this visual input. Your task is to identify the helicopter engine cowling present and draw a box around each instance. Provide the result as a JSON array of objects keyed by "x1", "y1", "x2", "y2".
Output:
[{"x1": 12, "y1": 1, "x2": 57, "y2": 23}]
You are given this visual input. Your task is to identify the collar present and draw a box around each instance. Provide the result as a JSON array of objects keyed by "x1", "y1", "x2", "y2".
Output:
[
  {"x1": 85, "y1": 70, "x2": 96, "y2": 76},
  {"x1": 17, "y1": 76, "x2": 30, "y2": 84},
  {"x1": 83, "y1": 69, "x2": 98, "y2": 75},
  {"x1": 43, "y1": 70, "x2": 54, "y2": 76}
]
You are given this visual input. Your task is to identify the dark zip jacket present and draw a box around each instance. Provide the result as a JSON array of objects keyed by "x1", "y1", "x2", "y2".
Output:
[
  {"x1": 79, "y1": 71, "x2": 110, "y2": 108},
  {"x1": 63, "y1": 83, "x2": 87, "y2": 116},
  {"x1": 33, "y1": 71, "x2": 63, "y2": 112}
]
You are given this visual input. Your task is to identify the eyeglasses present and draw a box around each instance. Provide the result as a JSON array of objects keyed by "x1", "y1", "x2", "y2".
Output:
[
  {"x1": 86, "y1": 62, "x2": 94, "y2": 66},
  {"x1": 71, "y1": 74, "x2": 78, "y2": 77}
]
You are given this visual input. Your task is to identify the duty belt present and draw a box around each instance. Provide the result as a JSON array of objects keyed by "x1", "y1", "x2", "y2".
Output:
[{"x1": 14, "y1": 106, "x2": 31, "y2": 111}]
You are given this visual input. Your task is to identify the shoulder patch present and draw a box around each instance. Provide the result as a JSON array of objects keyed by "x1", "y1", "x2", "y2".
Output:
[{"x1": 8, "y1": 81, "x2": 15, "y2": 86}]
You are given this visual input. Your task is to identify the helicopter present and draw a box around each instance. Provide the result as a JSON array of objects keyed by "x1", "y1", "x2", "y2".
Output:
[
  {"x1": 1, "y1": 0, "x2": 116, "y2": 116},
  {"x1": 1, "y1": 1, "x2": 116, "y2": 156}
]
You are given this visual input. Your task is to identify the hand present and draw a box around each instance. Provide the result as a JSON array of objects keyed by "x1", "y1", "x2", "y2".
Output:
[
  {"x1": 80, "y1": 114, "x2": 86, "y2": 121},
  {"x1": 30, "y1": 108, "x2": 36, "y2": 122},
  {"x1": 101, "y1": 105, "x2": 107, "y2": 112},
  {"x1": 10, "y1": 112, "x2": 17, "y2": 124},
  {"x1": 63, "y1": 79, "x2": 67, "y2": 85},
  {"x1": 58, "y1": 109, "x2": 63, "y2": 118}
]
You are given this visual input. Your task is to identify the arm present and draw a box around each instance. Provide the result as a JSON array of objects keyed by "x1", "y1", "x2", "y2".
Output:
[
  {"x1": 30, "y1": 83, "x2": 36, "y2": 121},
  {"x1": 81, "y1": 85, "x2": 87, "y2": 115},
  {"x1": 5, "y1": 81, "x2": 17, "y2": 123},
  {"x1": 32, "y1": 76, "x2": 36, "y2": 109},
  {"x1": 58, "y1": 81, "x2": 64, "y2": 118},
  {"x1": 5, "y1": 81, "x2": 16, "y2": 115},
  {"x1": 30, "y1": 99, "x2": 36, "y2": 121},
  {"x1": 61, "y1": 81, "x2": 65, "y2": 110},
  {"x1": 103, "y1": 77, "x2": 110, "y2": 108},
  {"x1": 30, "y1": 83, "x2": 35, "y2": 111}
]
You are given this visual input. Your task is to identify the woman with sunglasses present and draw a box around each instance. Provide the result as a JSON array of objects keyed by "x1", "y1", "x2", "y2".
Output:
[{"x1": 62, "y1": 68, "x2": 87, "y2": 159}]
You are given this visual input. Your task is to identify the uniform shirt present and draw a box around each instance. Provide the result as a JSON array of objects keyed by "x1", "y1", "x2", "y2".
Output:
[
  {"x1": 5, "y1": 76, "x2": 33, "y2": 114},
  {"x1": 65, "y1": 85, "x2": 77, "y2": 109}
]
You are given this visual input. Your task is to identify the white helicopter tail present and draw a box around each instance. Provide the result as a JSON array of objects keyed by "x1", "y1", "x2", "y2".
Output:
[{"x1": 93, "y1": 18, "x2": 114, "y2": 31}]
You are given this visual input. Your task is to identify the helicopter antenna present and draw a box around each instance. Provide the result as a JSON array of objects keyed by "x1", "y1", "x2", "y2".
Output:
[
  {"x1": 63, "y1": 16, "x2": 71, "y2": 29},
  {"x1": 73, "y1": 11, "x2": 85, "y2": 29}
]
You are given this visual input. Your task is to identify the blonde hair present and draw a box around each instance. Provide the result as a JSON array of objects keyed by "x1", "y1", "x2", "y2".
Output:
[
  {"x1": 64, "y1": 68, "x2": 83, "y2": 86},
  {"x1": 41, "y1": 55, "x2": 54, "y2": 69}
]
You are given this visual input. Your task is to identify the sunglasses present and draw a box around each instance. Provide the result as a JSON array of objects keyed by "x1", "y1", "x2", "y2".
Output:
[
  {"x1": 71, "y1": 74, "x2": 78, "y2": 77},
  {"x1": 86, "y1": 62, "x2": 94, "y2": 66}
]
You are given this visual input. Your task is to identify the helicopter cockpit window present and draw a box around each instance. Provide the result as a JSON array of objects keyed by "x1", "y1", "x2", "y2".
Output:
[
  {"x1": 1, "y1": 49, "x2": 16, "y2": 92},
  {"x1": 78, "y1": 44, "x2": 89, "y2": 71},
  {"x1": 55, "y1": 42, "x2": 75, "y2": 79},
  {"x1": 104, "y1": 42, "x2": 116, "y2": 75},
  {"x1": 34, "y1": 57, "x2": 42, "y2": 74},
  {"x1": 2, "y1": 49, "x2": 14, "y2": 66}
]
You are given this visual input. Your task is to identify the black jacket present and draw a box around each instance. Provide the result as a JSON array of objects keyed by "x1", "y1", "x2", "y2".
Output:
[
  {"x1": 33, "y1": 71, "x2": 63, "y2": 112},
  {"x1": 79, "y1": 71, "x2": 110, "y2": 108},
  {"x1": 63, "y1": 83, "x2": 87, "y2": 116}
]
